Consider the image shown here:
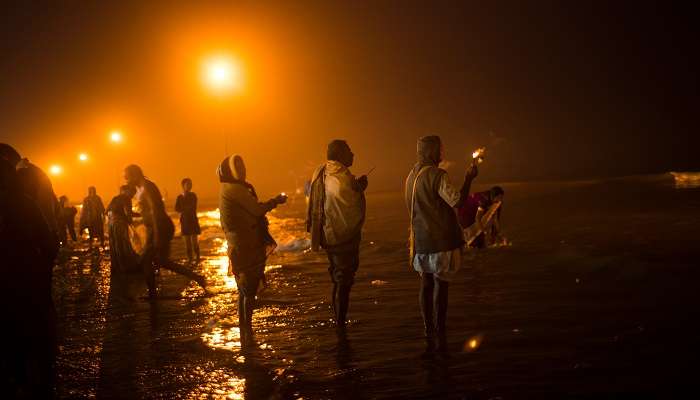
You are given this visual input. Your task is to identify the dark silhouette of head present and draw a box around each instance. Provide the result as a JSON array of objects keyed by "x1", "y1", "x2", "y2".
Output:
[
  {"x1": 59, "y1": 195, "x2": 69, "y2": 205},
  {"x1": 181, "y1": 178, "x2": 193, "y2": 192},
  {"x1": 124, "y1": 164, "x2": 145, "y2": 187},
  {"x1": 88, "y1": 186, "x2": 97, "y2": 196},
  {"x1": 0, "y1": 143, "x2": 21, "y2": 167},
  {"x1": 119, "y1": 184, "x2": 135, "y2": 198},
  {"x1": 327, "y1": 140, "x2": 354, "y2": 167},
  {"x1": 417, "y1": 135, "x2": 443, "y2": 166},
  {"x1": 490, "y1": 186, "x2": 505, "y2": 202}
]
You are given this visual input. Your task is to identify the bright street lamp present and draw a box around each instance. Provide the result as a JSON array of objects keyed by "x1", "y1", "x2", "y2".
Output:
[
  {"x1": 202, "y1": 54, "x2": 241, "y2": 94},
  {"x1": 110, "y1": 130, "x2": 123, "y2": 143},
  {"x1": 49, "y1": 164, "x2": 63, "y2": 176},
  {"x1": 78, "y1": 153, "x2": 89, "y2": 162}
]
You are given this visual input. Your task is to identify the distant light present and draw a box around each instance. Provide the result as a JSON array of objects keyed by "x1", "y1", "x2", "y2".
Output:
[
  {"x1": 78, "y1": 153, "x2": 88, "y2": 162},
  {"x1": 110, "y1": 131, "x2": 123, "y2": 143},
  {"x1": 49, "y1": 165, "x2": 63, "y2": 175},
  {"x1": 469, "y1": 339, "x2": 478, "y2": 349},
  {"x1": 202, "y1": 55, "x2": 241, "y2": 94}
]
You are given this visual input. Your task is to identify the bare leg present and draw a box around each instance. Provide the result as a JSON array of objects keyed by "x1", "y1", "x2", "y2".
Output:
[
  {"x1": 435, "y1": 277, "x2": 449, "y2": 353},
  {"x1": 420, "y1": 273, "x2": 436, "y2": 354},
  {"x1": 160, "y1": 260, "x2": 207, "y2": 289},
  {"x1": 193, "y1": 235, "x2": 200, "y2": 263},
  {"x1": 183, "y1": 235, "x2": 193, "y2": 262}
]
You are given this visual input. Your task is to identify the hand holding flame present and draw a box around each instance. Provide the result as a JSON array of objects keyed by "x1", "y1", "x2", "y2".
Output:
[{"x1": 472, "y1": 147, "x2": 486, "y2": 164}]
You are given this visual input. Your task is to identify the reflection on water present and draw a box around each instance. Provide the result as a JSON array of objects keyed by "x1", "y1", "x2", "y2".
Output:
[
  {"x1": 670, "y1": 172, "x2": 700, "y2": 188},
  {"x1": 53, "y1": 180, "x2": 700, "y2": 398},
  {"x1": 186, "y1": 368, "x2": 246, "y2": 399}
]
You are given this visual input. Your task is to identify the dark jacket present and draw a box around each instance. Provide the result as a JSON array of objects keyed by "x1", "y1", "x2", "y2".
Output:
[{"x1": 405, "y1": 136, "x2": 463, "y2": 255}]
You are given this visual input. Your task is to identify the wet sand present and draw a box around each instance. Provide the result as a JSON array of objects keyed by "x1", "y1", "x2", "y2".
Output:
[{"x1": 54, "y1": 175, "x2": 700, "y2": 399}]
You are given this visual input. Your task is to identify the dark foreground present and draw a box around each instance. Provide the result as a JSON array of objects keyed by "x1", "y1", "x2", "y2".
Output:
[{"x1": 53, "y1": 174, "x2": 700, "y2": 399}]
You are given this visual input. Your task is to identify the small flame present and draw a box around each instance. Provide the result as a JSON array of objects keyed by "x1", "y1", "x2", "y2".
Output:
[{"x1": 472, "y1": 147, "x2": 486, "y2": 163}]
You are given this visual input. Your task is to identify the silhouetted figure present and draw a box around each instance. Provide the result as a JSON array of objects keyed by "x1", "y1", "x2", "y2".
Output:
[
  {"x1": 458, "y1": 186, "x2": 505, "y2": 248},
  {"x1": 81, "y1": 186, "x2": 106, "y2": 248},
  {"x1": 307, "y1": 140, "x2": 368, "y2": 329},
  {"x1": 0, "y1": 143, "x2": 60, "y2": 236},
  {"x1": 405, "y1": 135, "x2": 477, "y2": 357},
  {"x1": 218, "y1": 155, "x2": 287, "y2": 347},
  {"x1": 0, "y1": 159, "x2": 59, "y2": 398},
  {"x1": 175, "y1": 178, "x2": 201, "y2": 263},
  {"x1": 124, "y1": 165, "x2": 207, "y2": 298},
  {"x1": 107, "y1": 185, "x2": 140, "y2": 274},
  {"x1": 58, "y1": 195, "x2": 78, "y2": 245}
]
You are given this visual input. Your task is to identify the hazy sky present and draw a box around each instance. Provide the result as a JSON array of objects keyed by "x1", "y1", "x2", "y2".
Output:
[{"x1": 1, "y1": 1, "x2": 697, "y2": 202}]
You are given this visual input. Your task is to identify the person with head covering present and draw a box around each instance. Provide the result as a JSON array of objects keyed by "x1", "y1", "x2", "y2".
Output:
[
  {"x1": 81, "y1": 186, "x2": 106, "y2": 249},
  {"x1": 0, "y1": 159, "x2": 59, "y2": 397},
  {"x1": 175, "y1": 178, "x2": 201, "y2": 263},
  {"x1": 405, "y1": 135, "x2": 478, "y2": 357},
  {"x1": 106, "y1": 185, "x2": 140, "y2": 274},
  {"x1": 307, "y1": 139, "x2": 368, "y2": 330},
  {"x1": 0, "y1": 143, "x2": 60, "y2": 237},
  {"x1": 458, "y1": 186, "x2": 506, "y2": 248},
  {"x1": 58, "y1": 195, "x2": 78, "y2": 245},
  {"x1": 218, "y1": 154, "x2": 287, "y2": 347},
  {"x1": 124, "y1": 164, "x2": 208, "y2": 298}
]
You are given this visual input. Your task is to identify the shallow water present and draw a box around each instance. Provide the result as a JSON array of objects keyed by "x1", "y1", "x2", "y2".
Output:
[{"x1": 54, "y1": 174, "x2": 700, "y2": 398}]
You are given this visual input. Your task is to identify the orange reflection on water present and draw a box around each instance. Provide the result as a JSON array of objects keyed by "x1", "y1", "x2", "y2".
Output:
[
  {"x1": 201, "y1": 326, "x2": 241, "y2": 351},
  {"x1": 209, "y1": 238, "x2": 237, "y2": 290},
  {"x1": 187, "y1": 367, "x2": 246, "y2": 399}
]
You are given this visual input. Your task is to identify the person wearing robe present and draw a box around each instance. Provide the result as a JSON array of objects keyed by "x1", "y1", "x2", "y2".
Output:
[
  {"x1": 81, "y1": 186, "x2": 106, "y2": 248},
  {"x1": 218, "y1": 155, "x2": 287, "y2": 347},
  {"x1": 457, "y1": 186, "x2": 505, "y2": 248},
  {"x1": 124, "y1": 165, "x2": 207, "y2": 299},
  {"x1": 307, "y1": 140, "x2": 368, "y2": 330},
  {"x1": 405, "y1": 135, "x2": 478, "y2": 357},
  {"x1": 107, "y1": 185, "x2": 141, "y2": 274}
]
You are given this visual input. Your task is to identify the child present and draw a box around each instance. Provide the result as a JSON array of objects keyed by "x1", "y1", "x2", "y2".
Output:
[{"x1": 175, "y1": 178, "x2": 201, "y2": 263}]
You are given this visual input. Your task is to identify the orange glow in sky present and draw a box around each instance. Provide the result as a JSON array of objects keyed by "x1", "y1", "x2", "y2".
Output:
[
  {"x1": 201, "y1": 54, "x2": 242, "y2": 94},
  {"x1": 110, "y1": 130, "x2": 123, "y2": 143},
  {"x1": 49, "y1": 164, "x2": 63, "y2": 176}
]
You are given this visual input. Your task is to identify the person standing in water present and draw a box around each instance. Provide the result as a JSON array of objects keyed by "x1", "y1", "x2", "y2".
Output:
[
  {"x1": 175, "y1": 178, "x2": 201, "y2": 264},
  {"x1": 124, "y1": 165, "x2": 207, "y2": 298},
  {"x1": 1, "y1": 159, "x2": 59, "y2": 397},
  {"x1": 405, "y1": 135, "x2": 478, "y2": 357},
  {"x1": 81, "y1": 186, "x2": 106, "y2": 249},
  {"x1": 458, "y1": 186, "x2": 505, "y2": 248},
  {"x1": 218, "y1": 155, "x2": 287, "y2": 348},
  {"x1": 307, "y1": 140, "x2": 368, "y2": 330},
  {"x1": 58, "y1": 195, "x2": 78, "y2": 245},
  {"x1": 106, "y1": 185, "x2": 140, "y2": 274}
]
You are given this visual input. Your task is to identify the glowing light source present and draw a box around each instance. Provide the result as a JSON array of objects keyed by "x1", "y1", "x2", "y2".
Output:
[
  {"x1": 463, "y1": 335, "x2": 483, "y2": 352},
  {"x1": 78, "y1": 153, "x2": 88, "y2": 162},
  {"x1": 110, "y1": 130, "x2": 123, "y2": 143},
  {"x1": 49, "y1": 165, "x2": 63, "y2": 175},
  {"x1": 202, "y1": 54, "x2": 241, "y2": 94},
  {"x1": 472, "y1": 147, "x2": 486, "y2": 164}
]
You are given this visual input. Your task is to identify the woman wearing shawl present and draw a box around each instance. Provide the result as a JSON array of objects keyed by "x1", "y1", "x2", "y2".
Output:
[
  {"x1": 218, "y1": 155, "x2": 287, "y2": 347},
  {"x1": 106, "y1": 185, "x2": 141, "y2": 274}
]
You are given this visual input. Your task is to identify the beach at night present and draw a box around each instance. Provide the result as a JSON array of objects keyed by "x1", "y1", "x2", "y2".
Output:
[{"x1": 51, "y1": 175, "x2": 699, "y2": 398}]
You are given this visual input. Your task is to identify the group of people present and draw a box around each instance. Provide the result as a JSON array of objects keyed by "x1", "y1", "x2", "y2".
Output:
[
  {"x1": 0, "y1": 143, "x2": 209, "y2": 397},
  {"x1": 229, "y1": 136, "x2": 504, "y2": 358},
  {"x1": 0, "y1": 135, "x2": 505, "y2": 395}
]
